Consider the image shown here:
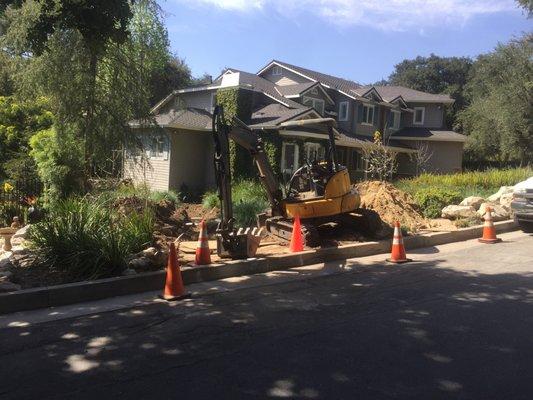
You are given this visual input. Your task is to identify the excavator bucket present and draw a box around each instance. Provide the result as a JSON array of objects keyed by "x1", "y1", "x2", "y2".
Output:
[{"x1": 216, "y1": 227, "x2": 263, "y2": 259}]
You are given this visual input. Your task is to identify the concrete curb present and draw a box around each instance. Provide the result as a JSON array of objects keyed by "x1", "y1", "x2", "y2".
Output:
[{"x1": 0, "y1": 219, "x2": 518, "y2": 315}]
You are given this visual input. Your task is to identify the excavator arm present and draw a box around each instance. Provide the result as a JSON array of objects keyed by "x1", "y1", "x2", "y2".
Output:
[{"x1": 211, "y1": 105, "x2": 345, "y2": 258}]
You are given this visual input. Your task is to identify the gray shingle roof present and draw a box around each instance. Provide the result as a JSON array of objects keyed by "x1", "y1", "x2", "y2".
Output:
[
  {"x1": 335, "y1": 132, "x2": 417, "y2": 152},
  {"x1": 268, "y1": 60, "x2": 362, "y2": 95},
  {"x1": 391, "y1": 127, "x2": 467, "y2": 142},
  {"x1": 130, "y1": 108, "x2": 212, "y2": 131},
  {"x1": 276, "y1": 82, "x2": 317, "y2": 97},
  {"x1": 249, "y1": 104, "x2": 312, "y2": 128},
  {"x1": 365, "y1": 86, "x2": 454, "y2": 103},
  {"x1": 222, "y1": 68, "x2": 304, "y2": 109}
]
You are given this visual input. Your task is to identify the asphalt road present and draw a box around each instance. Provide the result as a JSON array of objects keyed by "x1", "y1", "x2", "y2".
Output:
[{"x1": 1, "y1": 231, "x2": 532, "y2": 400}]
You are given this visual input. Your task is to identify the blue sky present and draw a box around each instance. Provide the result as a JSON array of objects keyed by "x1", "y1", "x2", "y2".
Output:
[{"x1": 163, "y1": 0, "x2": 531, "y2": 84}]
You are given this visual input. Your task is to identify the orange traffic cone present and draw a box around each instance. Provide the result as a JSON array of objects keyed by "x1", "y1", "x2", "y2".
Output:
[
  {"x1": 386, "y1": 221, "x2": 412, "y2": 264},
  {"x1": 159, "y1": 241, "x2": 190, "y2": 301},
  {"x1": 289, "y1": 215, "x2": 304, "y2": 252},
  {"x1": 479, "y1": 206, "x2": 502, "y2": 244},
  {"x1": 195, "y1": 219, "x2": 212, "y2": 265}
]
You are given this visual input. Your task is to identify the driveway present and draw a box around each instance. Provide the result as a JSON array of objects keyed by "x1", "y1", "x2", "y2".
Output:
[{"x1": 0, "y1": 230, "x2": 532, "y2": 399}]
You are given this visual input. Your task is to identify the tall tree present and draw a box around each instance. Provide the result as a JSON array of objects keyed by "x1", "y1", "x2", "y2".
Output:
[
  {"x1": 1, "y1": 0, "x2": 191, "y2": 198},
  {"x1": 1, "y1": 0, "x2": 134, "y2": 177},
  {"x1": 516, "y1": 0, "x2": 533, "y2": 16},
  {"x1": 459, "y1": 34, "x2": 533, "y2": 164},
  {"x1": 388, "y1": 54, "x2": 473, "y2": 130}
]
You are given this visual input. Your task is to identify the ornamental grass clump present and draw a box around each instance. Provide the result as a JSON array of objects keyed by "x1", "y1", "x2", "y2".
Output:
[{"x1": 28, "y1": 196, "x2": 154, "y2": 282}]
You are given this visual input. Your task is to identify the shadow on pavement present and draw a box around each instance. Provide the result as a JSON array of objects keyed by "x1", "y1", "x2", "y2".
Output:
[{"x1": 1, "y1": 257, "x2": 532, "y2": 399}]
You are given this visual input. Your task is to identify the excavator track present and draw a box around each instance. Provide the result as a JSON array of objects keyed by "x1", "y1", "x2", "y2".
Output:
[
  {"x1": 265, "y1": 216, "x2": 320, "y2": 247},
  {"x1": 264, "y1": 208, "x2": 390, "y2": 247}
]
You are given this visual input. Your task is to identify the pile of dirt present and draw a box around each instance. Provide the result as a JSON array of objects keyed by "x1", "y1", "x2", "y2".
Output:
[
  {"x1": 173, "y1": 203, "x2": 220, "y2": 222},
  {"x1": 355, "y1": 180, "x2": 427, "y2": 232}
]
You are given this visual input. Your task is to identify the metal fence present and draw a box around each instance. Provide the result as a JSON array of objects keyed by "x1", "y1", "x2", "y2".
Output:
[{"x1": 0, "y1": 179, "x2": 42, "y2": 226}]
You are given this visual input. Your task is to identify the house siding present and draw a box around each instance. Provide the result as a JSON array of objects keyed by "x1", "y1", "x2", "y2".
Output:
[
  {"x1": 420, "y1": 141, "x2": 464, "y2": 174},
  {"x1": 329, "y1": 91, "x2": 356, "y2": 134},
  {"x1": 354, "y1": 101, "x2": 381, "y2": 137},
  {"x1": 124, "y1": 156, "x2": 170, "y2": 192},
  {"x1": 261, "y1": 65, "x2": 312, "y2": 86},
  {"x1": 403, "y1": 103, "x2": 444, "y2": 128}
]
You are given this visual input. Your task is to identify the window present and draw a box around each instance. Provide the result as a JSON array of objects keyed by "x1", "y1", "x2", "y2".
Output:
[
  {"x1": 413, "y1": 107, "x2": 425, "y2": 125},
  {"x1": 281, "y1": 142, "x2": 299, "y2": 177},
  {"x1": 361, "y1": 104, "x2": 375, "y2": 125},
  {"x1": 339, "y1": 101, "x2": 349, "y2": 121},
  {"x1": 303, "y1": 96, "x2": 325, "y2": 115},
  {"x1": 272, "y1": 65, "x2": 282, "y2": 76},
  {"x1": 389, "y1": 110, "x2": 400, "y2": 130},
  {"x1": 351, "y1": 150, "x2": 365, "y2": 171},
  {"x1": 336, "y1": 148, "x2": 347, "y2": 165},
  {"x1": 210, "y1": 91, "x2": 216, "y2": 112},
  {"x1": 304, "y1": 142, "x2": 325, "y2": 163},
  {"x1": 145, "y1": 132, "x2": 169, "y2": 160}
]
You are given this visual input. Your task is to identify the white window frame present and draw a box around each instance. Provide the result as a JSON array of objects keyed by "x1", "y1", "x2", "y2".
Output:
[
  {"x1": 362, "y1": 104, "x2": 375, "y2": 125},
  {"x1": 210, "y1": 91, "x2": 216, "y2": 112},
  {"x1": 304, "y1": 142, "x2": 325, "y2": 162},
  {"x1": 303, "y1": 96, "x2": 325, "y2": 115},
  {"x1": 391, "y1": 110, "x2": 401, "y2": 130},
  {"x1": 272, "y1": 65, "x2": 282, "y2": 76},
  {"x1": 147, "y1": 133, "x2": 169, "y2": 161},
  {"x1": 281, "y1": 142, "x2": 299, "y2": 175},
  {"x1": 339, "y1": 101, "x2": 349, "y2": 121},
  {"x1": 413, "y1": 107, "x2": 425, "y2": 125}
]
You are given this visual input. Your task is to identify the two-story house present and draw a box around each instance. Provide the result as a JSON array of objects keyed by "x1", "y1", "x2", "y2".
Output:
[{"x1": 125, "y1": 59, "x2": 466, "y2": 193}]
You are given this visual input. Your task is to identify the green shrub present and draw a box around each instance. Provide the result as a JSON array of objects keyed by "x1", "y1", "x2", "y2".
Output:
[
  {"x1": 102, "y1": 183, "x2": 180, "y2": 205},
  {"x1": 202, "y1": 179, "x2": 269, "y2": 226},
  {"x1": 413, "y1": 188, "x2": 462, "y2": 218},
  {"x1": 399, "y1": 168, "x2": 532, "y2": 194},
  {"x1": 28, "y1": 196, "x2": 154, "y2": 282}
]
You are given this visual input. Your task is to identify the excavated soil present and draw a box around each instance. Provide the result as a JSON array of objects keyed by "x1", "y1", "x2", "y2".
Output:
[{"x1": 355, "y1": 180, "x2": 427, "y2": 232}]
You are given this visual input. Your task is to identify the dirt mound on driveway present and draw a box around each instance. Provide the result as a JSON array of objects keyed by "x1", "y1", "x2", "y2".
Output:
[{"x1": 355, "y1": 181, "x2": 426, "y2": 232}]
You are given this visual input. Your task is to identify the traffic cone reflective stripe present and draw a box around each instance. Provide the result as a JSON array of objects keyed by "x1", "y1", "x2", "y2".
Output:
[
  {"x1": 387, "y1": 221, "x2": 412, "y2": 264},
  {"x1": 195, "y1": 219, "x2": 212, "y2": 265},
  {"x1": 289, "y1": 215, "x2": 304, "y2": 252},
  {"x1": 159, "y1": 241, "x2": 190, "y2": 301},
  {"x1": 479, "y1": 207, "x2": 502, "y2": 244}
]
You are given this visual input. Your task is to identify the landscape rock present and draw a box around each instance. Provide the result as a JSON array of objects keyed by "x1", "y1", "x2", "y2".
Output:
[
  {"x1": 0, "y1": 281, "x2": 21, "y2": 293},
  {"x1": 459, "y1": 196, "x2": 485, "y2": 210},
  {"x1": 141, "y1": 247, "x2": 158, "y2": 258},
  {"x1": 13, "y1": 225, "x2": 30, "y2": 239},
  {"x1": 128, "y1": 256, "x2": 155, "y2": 271},
  {"x1": 499, "y1": 192, "x2": 514, "y2": 210},
  {"x1": 441, "y1": 205, "x2": 479, "y2": 220},
  {"x1": 140, "y1": 246, "x2": 167, "y2": 266},
  {"x1": 477, "y1": 203, "x2": 510, "y2": 221},
  {"x1": 487, "y1": 186, "x2": 514, "y2": 203}
]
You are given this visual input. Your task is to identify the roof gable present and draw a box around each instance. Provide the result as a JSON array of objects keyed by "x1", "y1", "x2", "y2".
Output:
[{"x1": 257, "y1": 60, "x2": 362, "y2": 100}]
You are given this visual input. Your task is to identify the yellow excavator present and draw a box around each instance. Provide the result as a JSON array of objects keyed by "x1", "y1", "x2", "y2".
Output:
[{"x1": 211, "y1": 105, "x2": 380, "y2": 259}]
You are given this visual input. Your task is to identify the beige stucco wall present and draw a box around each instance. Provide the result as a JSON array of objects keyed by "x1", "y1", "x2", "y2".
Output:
[{"x1": 168, "y1": 130, "x2": 215, "y2": 193}]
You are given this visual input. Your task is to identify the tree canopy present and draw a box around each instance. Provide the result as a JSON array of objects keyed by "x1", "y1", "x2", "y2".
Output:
[
  {"x1": 388, "y1": 54, "x2": 473, "y2": 129},
  {"x1": 459, "y1": 34, "x2": 533, "y2": 164},
  {"x1": 0, "y1": 0, "x2": 192, "y2": 199}
]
